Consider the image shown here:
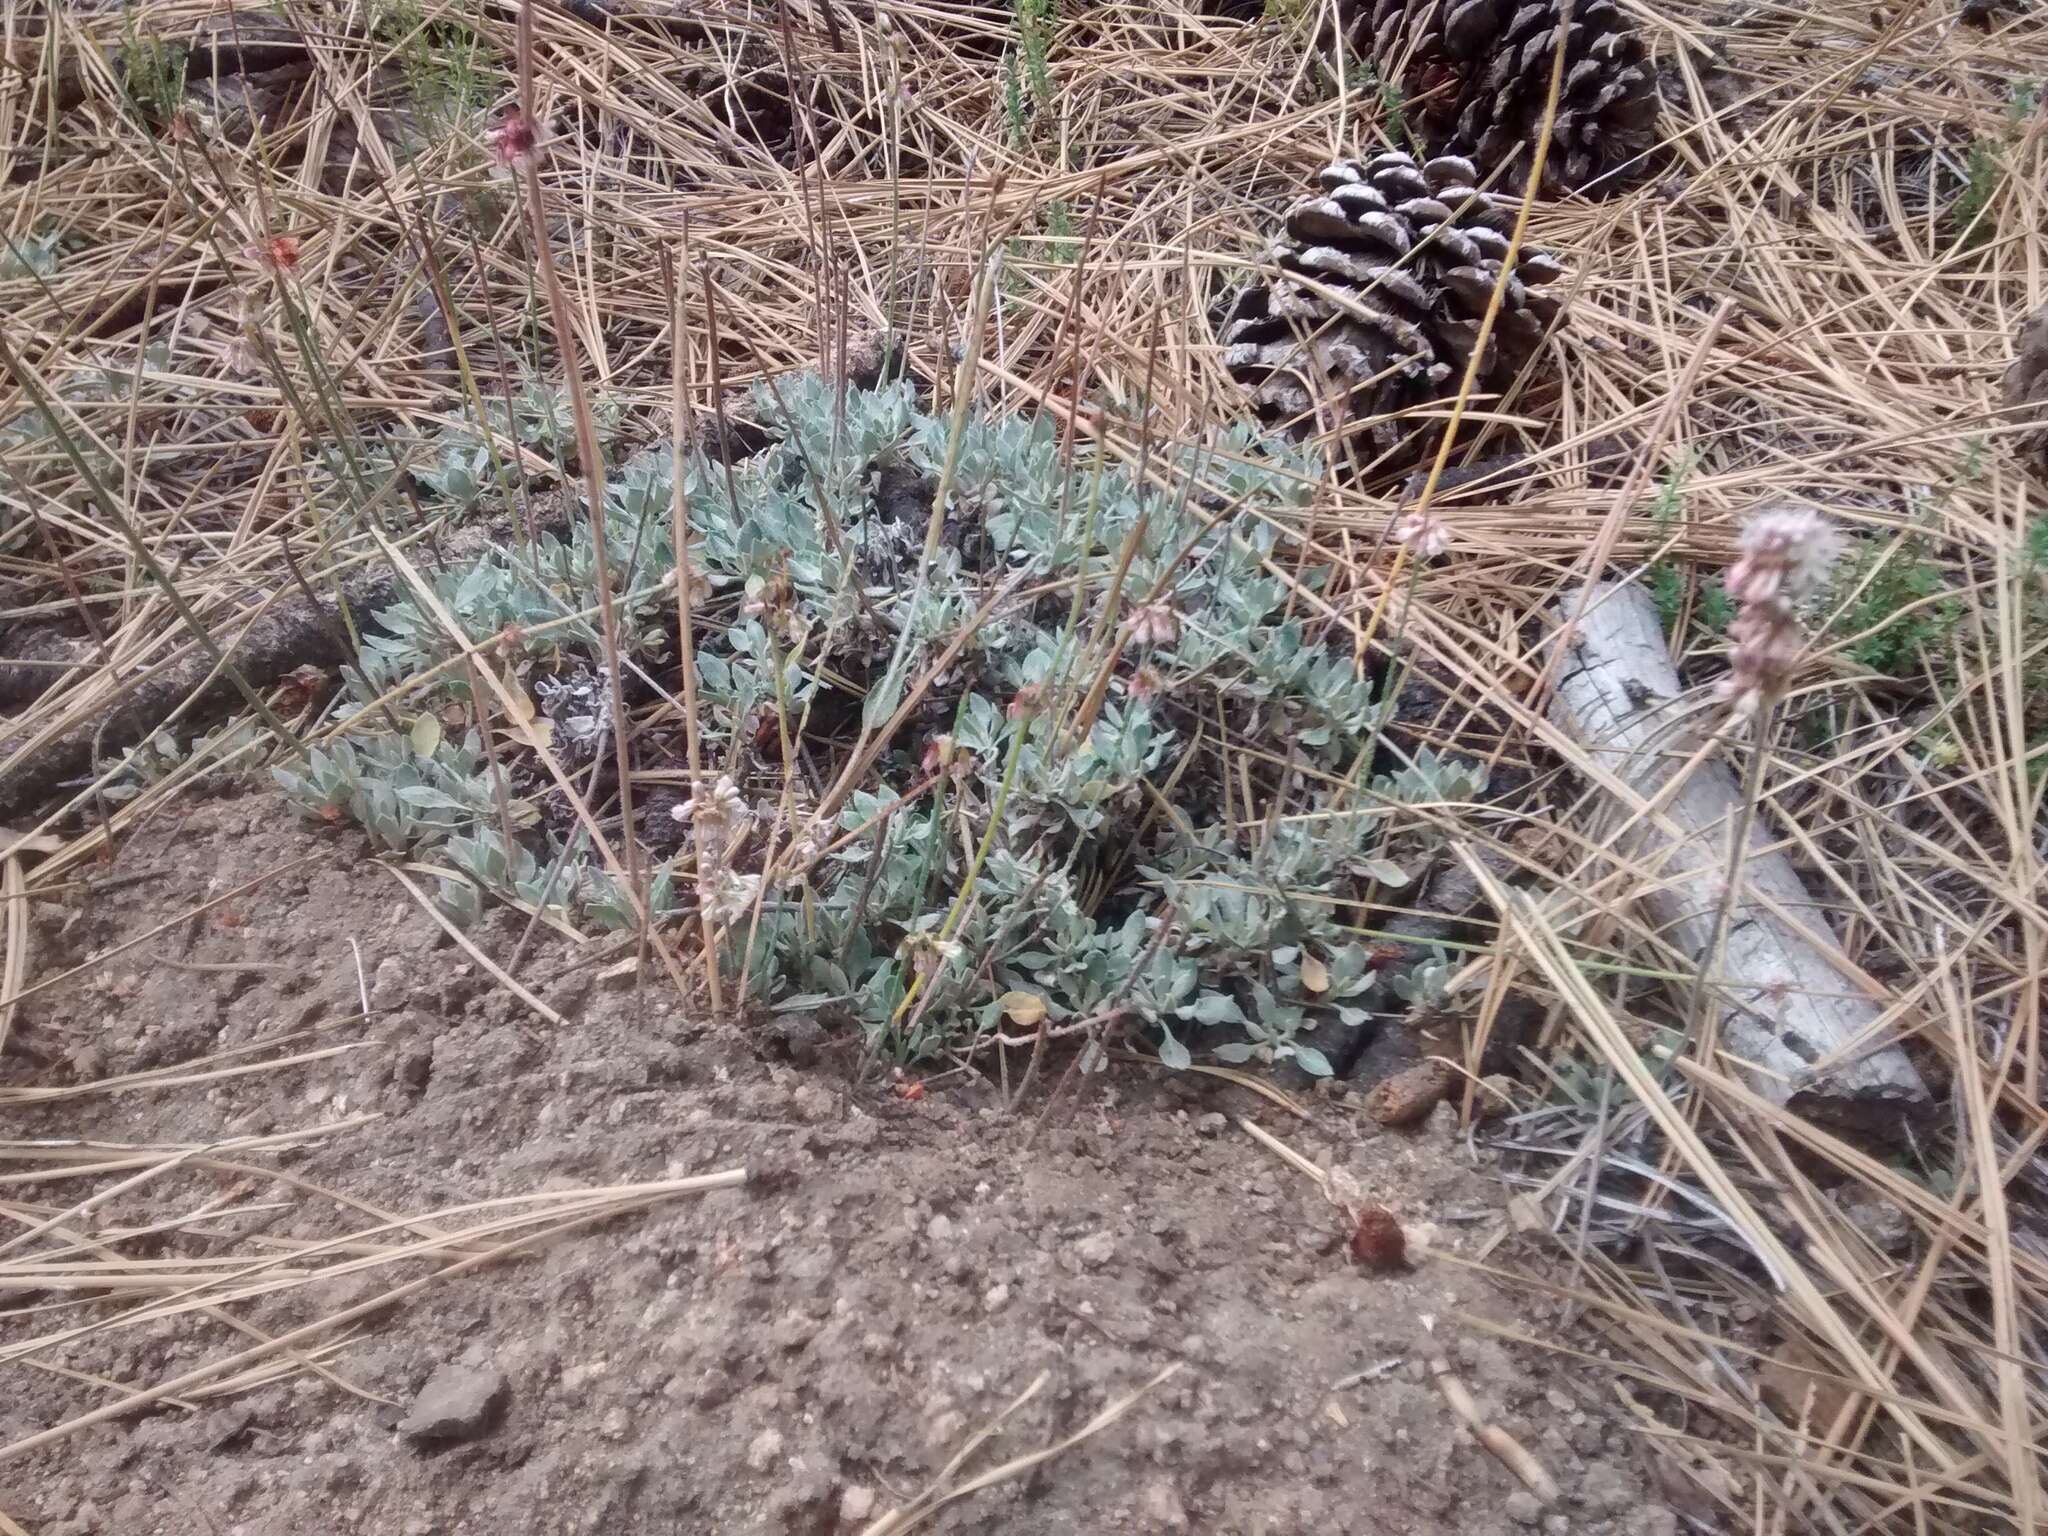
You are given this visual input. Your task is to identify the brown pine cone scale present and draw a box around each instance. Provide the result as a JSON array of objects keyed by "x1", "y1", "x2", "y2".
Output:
[{"x1": 1354, "y1": 0, "x2": 1660, "y2": 197}]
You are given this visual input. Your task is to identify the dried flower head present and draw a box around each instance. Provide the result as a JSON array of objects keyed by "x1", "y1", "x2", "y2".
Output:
[
  {"x1": 674, "y1": 774, "x2": 750, "y2": 862},
  {"x1": 697, "y1": 865, "x2": 762, "y2": 928},
  {"x1": 1717, "y1": 504, "x2": 1841, "y2": 717},
  {"x1": 1392, "y1": 508, "x2": 1452, "y2": 561},
  {"x1": 1349, "y1": 1206, "x2": 1408, "y2": 1272},
  {"x1": 660, "y1": 561, "x2": 712, "y2": 607},
  {"x1": 247, "y1": 234, "x2": 300, "y2": 274},
  {"x1": 1124, "y1": 600, "x2": 1181, "y2": 649},
  {"x1": 485, "y1": 112, "x2": 538, "y2": 169},
  {"x1": 223, "y1": 332, "x2": 263, "y2": 377},
  {"x1": 1724, "y1": 505, "x2": 1840, "y2": 608},
  {"x1": 921, "y1": 734, "x2": 957, "y2": 776},
  {"x1": 901, "y1": 933, "x2": 962, "y2": 978},
  {"x1": 1007, "y1": 683, "x2": 1046, "y2": 722},
  {"x1": 1124, "y1": 664, "x2": 1164, "y2": 702}
]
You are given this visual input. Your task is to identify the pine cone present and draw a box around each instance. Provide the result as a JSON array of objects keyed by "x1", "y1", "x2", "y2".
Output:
[
  {"x1": 1350, "y1": 0, "x2": 1660, "y2": 197},
  {"x1": 1214, "y1": 151, "x2": 1565, "y2": 464}
]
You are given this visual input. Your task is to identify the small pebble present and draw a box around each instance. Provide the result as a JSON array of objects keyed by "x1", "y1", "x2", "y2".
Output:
[
  {"x1": 1504, "y1": 1489, "x2": 1543, "y2": 1526},
  {"x1": 746, "y1": 1426, "x2": 785, "y2": 1472},
  {"x1": 839, "y1": 1486, "x2": 876, "y2": 1524}
]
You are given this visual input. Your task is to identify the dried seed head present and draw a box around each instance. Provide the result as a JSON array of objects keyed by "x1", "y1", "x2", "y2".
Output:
[
  {"x1": 485, "y1": 111, "x2": 538, "y2": 168},
  {"x1": 697, "y1": 865, "x2": 761, "y2": 928},
  {"x1": 676, "y1": 774, "x2": 750, "y2": 862},
  {"x1": 1125, "y1": 600, "x2": 1181, "y2": 648},
  {"x1": 1349, "y1": 1206, "x2": 1407, "y2": 1271},
  {"x1": 248, "y1": 234, "x2": 300, "y2": 274},
  {"x1": 1392, "y1": 508, "x2": 1452, "y2": 561},
  {"x1": 1007, "y1": 683, "x2": 1046, "y2": 722},
  {"x1": 1725, "y1": 505, "x2": 1840, "y2": 608},
  {"x1": 1717, "y1": 504, "x2": 1842, "y2": 717}
]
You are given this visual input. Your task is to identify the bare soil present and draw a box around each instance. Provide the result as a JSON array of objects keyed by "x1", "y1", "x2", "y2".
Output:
[{"x1": 3, "y1": 796, "x2": 1673, "y2": 1535}]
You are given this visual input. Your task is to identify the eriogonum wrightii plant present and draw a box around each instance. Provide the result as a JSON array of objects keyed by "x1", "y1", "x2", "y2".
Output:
[
  {"x1": 283, "y1": 374, "x2": 1486, "y2": 1075},
  {"x1": 1718, "y1": 504, "x2": 1842, "y2": 717}
]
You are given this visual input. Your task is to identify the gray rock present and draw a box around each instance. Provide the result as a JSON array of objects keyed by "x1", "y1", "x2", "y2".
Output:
[
  {"x1": 1578, "y1": 1460, "x2": 1634, "y2": 1516},
  {"x1": 397, "y1": 1362, "x2": 509, "y2": 1444},
  {"x1": 369, "y1": 956, "x2": 410, "y2": 1013},
  {"x1": 1140, "y1": 1477, "x2": 1189, "y2": 1530},
  {"x1": 746, "y1": 1425, "x2": 785, "y2": 1472},
  {"x1": 1504, "y1": 1489, "x2": 1544, "y2": 1526},
  {"x1": 838, "y1": 1485, "x2": 876, "y2": 1524},
  {"x1": 1073, "y1": 1230, "x2": 1115, "y2": 1269}
]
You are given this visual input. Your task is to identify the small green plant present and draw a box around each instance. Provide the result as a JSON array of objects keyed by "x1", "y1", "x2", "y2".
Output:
[
  {"x1": 274, "y1": 730, "x2": 508, "y2": 853},
  {"x1": 121, "y1": 20, "x2": 187, "y2": 126},
  {"x1": 377, "y1": 0, "x2": 496, "y2": 141},
  {"x1": 1827, "y1": 533, "x2": 1960, "y2": 679},
  {"x1": 1004, "y1": 0, "x2": 1055, "y2": 145},
  {"x1": 96, "y1": 718, "x2": 263, "y2": 803},
  {"x1": 1641, "y1": 455, "x2": 1733, "y2": 639},
  {"x1": 0, "y1": 229, "x2": 64, "y2": 281},
  {"x1": 1951, "y1": 137, "x2": 2002, "y2": 243}
]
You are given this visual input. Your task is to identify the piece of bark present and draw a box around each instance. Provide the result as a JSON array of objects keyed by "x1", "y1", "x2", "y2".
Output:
[
  {"x1": 0, "y1": 627, "x2": 95, "y2": 710},
  {"x1": 1546, "y1": 580, "x2": 1932, "y2": 1130}
]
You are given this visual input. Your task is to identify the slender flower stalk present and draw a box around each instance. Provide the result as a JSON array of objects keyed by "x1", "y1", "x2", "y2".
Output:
[{"x1": 1684, "y1": 503, "x2": 1842, "y2": 1050}]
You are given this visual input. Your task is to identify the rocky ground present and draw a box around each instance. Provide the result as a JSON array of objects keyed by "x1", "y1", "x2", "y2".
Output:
[{"x1": 2, "y1": 796, "x2": 1681, "y2": 1534}]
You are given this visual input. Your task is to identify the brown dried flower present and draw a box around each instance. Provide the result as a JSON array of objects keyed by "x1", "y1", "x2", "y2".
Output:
[
  {"x1": 485, "y1": 112, "x2": 538, "y2": 168},
  {"x1": 1349, "y1": 1206, "x2": 1408, "y2": 1272},
  {"x1": 248, "y1": 234, "x2": 300, "y2": 274}
]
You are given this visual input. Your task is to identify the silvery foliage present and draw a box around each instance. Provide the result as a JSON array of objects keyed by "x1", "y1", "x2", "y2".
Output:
[
  {"x1": 273, "y1": 730, "x2": 500, "y2": 853},
  {"x1": 1372, "y1": 745, "x2": 1490, "y2": 806},
  {"x1": 294, "y1": 373, "x2": 1478, "y2": 1073}
]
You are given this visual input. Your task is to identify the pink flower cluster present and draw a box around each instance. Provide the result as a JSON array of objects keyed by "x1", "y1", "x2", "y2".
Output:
[{"x1": 1718, "y1": 505, "x2": 1841, "y2": 717}]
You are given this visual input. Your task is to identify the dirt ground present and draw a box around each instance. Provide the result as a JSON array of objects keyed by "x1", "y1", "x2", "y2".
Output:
[{"x1": 2, "y1": 795, "x2": 1675, "y2": 1535}]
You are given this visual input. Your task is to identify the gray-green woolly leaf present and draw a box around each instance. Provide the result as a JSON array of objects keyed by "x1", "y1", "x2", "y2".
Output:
[
  {"x1": 1290, "y1": 1045, "x2": 1334, "y2": 1078},
  {"x1": 1155, "y1": 1027, "x2": 1192, "y2": 1071},
  {"x1": 1211, "y1": 1042, "x2": 1256, "y2": 1064},
  {"x1": 1187, "y1": 992, "x2": 1246, "y2": 1026}
]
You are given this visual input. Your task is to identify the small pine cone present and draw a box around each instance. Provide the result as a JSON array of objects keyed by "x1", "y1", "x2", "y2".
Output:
[
  {"x1": 1347, "y1": 0, "x2": 1660, "y2": 197},
  {"x1": 2002, "y1": 300, "x2": 2048, "y2": 477},
  {"x1": 1364, "y1": 1057, "x2": 1456, "y2": 1126},
  {"x1": 1214, "y1": 150, "x2": 1565, "y2": 466},
  {"x1": 1349, "y1": 1205, "x2": 1408, "y2": 1271}
]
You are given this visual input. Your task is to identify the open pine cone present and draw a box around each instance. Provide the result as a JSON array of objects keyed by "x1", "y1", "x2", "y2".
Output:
[
  {"x1": 1213, "y1": 150, "x2": 1566, "y2": 465},
  {"x1": 1349, "y1": 0, "x2": 1660, "y2": 197}
]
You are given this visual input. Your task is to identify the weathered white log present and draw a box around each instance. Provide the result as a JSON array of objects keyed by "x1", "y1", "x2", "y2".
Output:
[{"x1": 1546, "y1": 580, "x2": 1931, "y2": 1130}]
